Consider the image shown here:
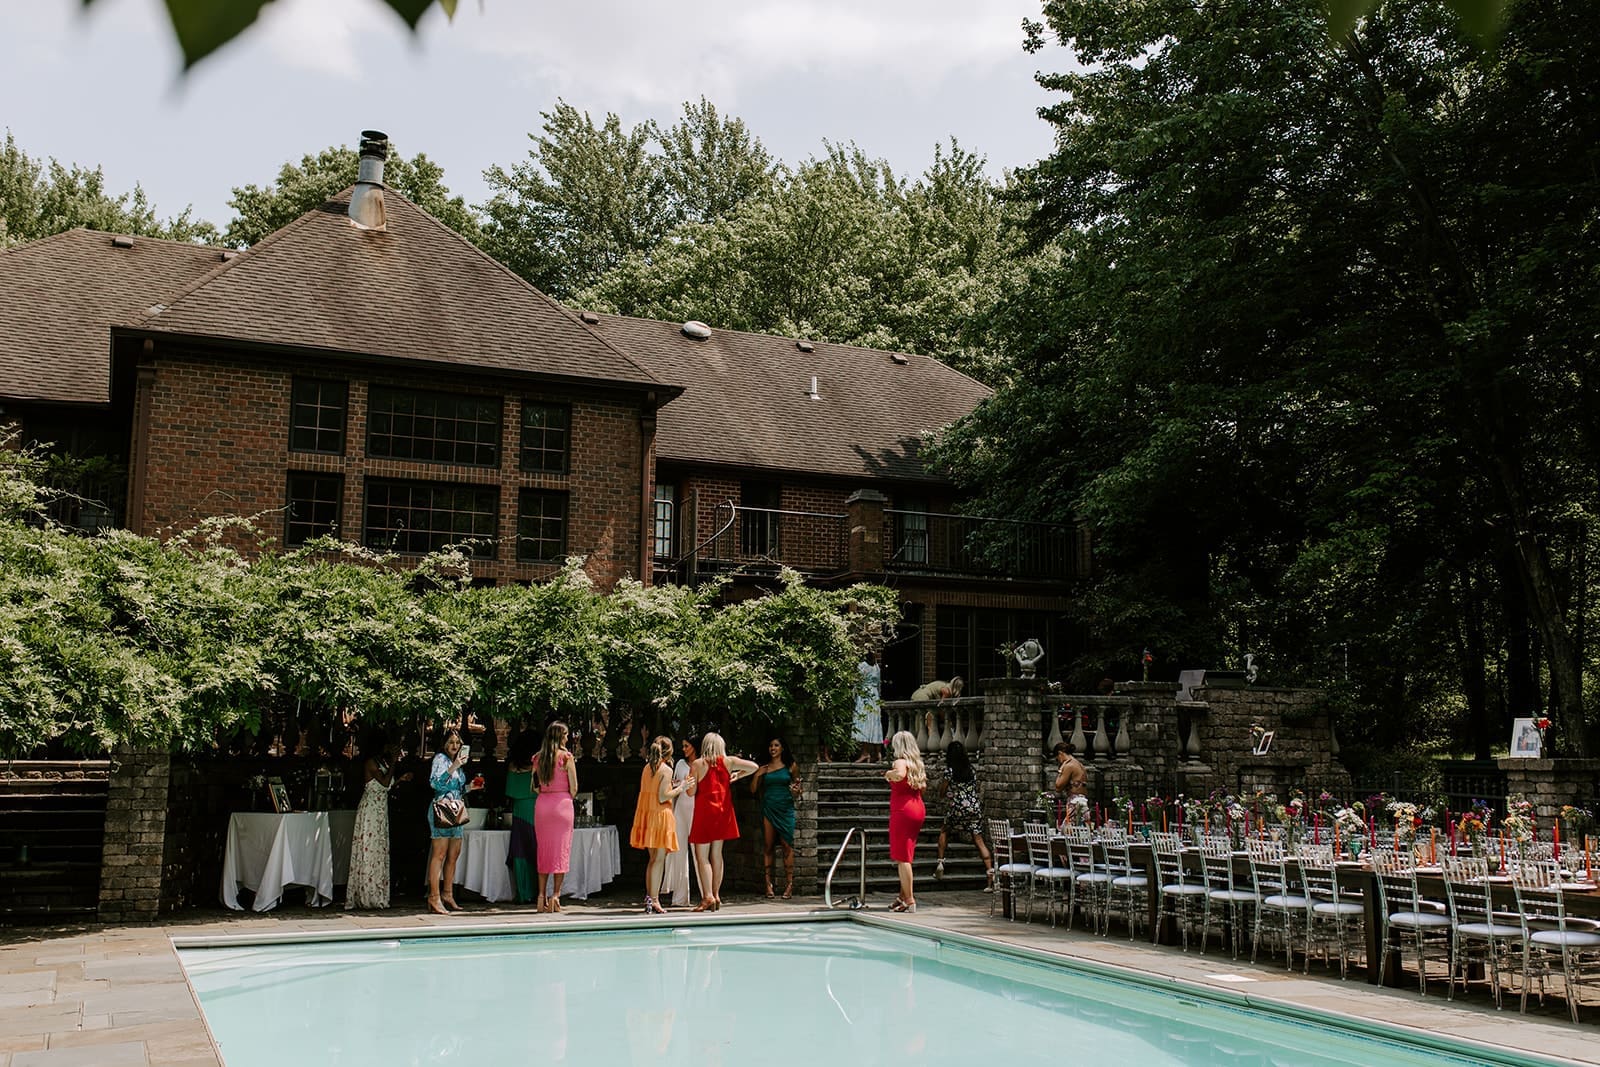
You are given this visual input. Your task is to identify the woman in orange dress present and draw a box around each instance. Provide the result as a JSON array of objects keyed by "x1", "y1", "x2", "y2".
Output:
[{"x1": 631, "y1": 736, "x2": 693, "y2": 915}]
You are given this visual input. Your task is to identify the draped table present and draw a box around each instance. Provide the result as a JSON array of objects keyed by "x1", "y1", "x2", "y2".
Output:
[
  {"x1": 220, "y1": 810, "x2": 356, "y2": 911},
  {"x1": 455, "y1": 825, "x2": 622, "y2": 903}
]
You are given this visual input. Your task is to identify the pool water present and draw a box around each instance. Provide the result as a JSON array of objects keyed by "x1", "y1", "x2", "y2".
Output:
[{"x1": 178, "y1": 921, "x2": 1541, "y2": 1066}]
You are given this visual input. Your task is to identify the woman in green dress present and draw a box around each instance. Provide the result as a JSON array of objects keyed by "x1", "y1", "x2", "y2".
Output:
[
  {"x1": 750, "y1": 737, "x2": 801, "y2": 898},
  {"x1": 503, "y1": 731, "x2": 539, "y2": 905}
]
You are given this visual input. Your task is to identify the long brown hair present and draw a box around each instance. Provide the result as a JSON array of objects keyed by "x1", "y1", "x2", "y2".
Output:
[
  {"x1": 649, "y1": 735, "x2": 673, "y2": 772},
  {"x1": 537, "y1": 721, "x2": 569, "y2": 786}
]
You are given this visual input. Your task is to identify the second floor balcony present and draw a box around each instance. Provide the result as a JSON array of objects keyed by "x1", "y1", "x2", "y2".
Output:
[{"x1": 654, "y1": 496, "x2": 1087, "y2": 586}]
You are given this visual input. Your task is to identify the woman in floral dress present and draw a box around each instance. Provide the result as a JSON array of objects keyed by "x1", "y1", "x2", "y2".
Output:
[
  {"x1": 347, "y1": 731, "x2": 411, "y2": 910},
  {"x1": 933, "y1": 739, "x2": 993, "y2": 891}
]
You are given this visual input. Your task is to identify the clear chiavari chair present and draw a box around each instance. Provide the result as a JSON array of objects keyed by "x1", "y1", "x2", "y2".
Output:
[
  {"x1": 1373, "y1": 849, "x2": 1452, "y2": 994},
  {"x1": 1512, "y1": 860, "x2": 1600, "y2": 1022},
  {"x1": 1099, "y1": 824, "x2": 1151, "y2": 940},
  {"x1": 1441, "y1": 854, "x2": 1521, "y2": 1008},
  {"x1": 1298, "y1": 843, "x2": 1365, "y2": 979},
  {"x1": 1247, "y1": 837, "x2": 1307, "y2": 969},
  {"x1": 1023, "y1": 821, "x2": 1073, "y2": 927},
  {"x1": 1200, "y1": 835, "x2": 1255, "y2": 959},
  {"x1": 988, "y1": 818, "x2": 1037, "y2": 920},
  {"x1": 1152, "y1": 830, "x2": 1207, "y2": 950},
  {"x1": 1062, "y1": 824, "x2": 1111, "y2": 933}
]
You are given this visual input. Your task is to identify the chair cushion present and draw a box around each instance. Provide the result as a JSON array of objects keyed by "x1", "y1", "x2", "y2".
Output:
[
  {"x1": 997, "y1": 863, "x2": 1036, "y2": 875},
  {"x1": 1312, "y1": 901, "x2": 1365, "y2": 916},
  {"x1": 1112, "y1": 876, "x2": 1150, "y2": 888},
  {"x1": 1389, "y1": 911, "x2": 1452, "y2": 928},
  {"x1": 1262, "y1": 894, "x2": 1310, "y2": 908},
  {"x1": 1036, "y1": 867, "x2": 1073, "y2": 880},
  {"x1": 1456, "y1": 921, "x2": 1522, "y2": 939},
  {"x1": 1209, "y1": 890, "x2": 1256, "y2": 903},
  {"x1": 1162, "y1": 884, "x2": 1209, "y2": 896},
  {"x1": 1531, "y1": 930, "x2": 1600, "y2": 947},
  {"x1": 1076, "y1": 872, "x2": 1113, "y2": 884}
]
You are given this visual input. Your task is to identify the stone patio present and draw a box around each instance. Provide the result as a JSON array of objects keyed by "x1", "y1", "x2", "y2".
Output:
[{"x1": 1, "y1": 890, "x2": 1594, "y2": 1065}]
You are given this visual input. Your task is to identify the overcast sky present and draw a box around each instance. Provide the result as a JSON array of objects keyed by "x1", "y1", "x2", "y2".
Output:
[{"x1": 2, "y1": 0, "x2": 1063, "y2": 230}]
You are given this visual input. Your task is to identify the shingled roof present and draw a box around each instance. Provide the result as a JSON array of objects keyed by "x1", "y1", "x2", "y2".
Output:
[
  {"x1": 0, "y1": 230, "x2": 229, "y2": 404},
  {"x1": 133, "y1": 189, "x2": 664, "y2": 391},
  {"x1": 580, "y1": 314, "x2": 990, "y2": 483}
]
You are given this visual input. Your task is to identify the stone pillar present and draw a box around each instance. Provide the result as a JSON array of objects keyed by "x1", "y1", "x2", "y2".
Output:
[
  {"x1": 790, "y1": 733, "x2": 822, "y2": 896},
  {"x1": 1498, "y1": 758, "x2": 1600, "y2": 821},
  {"x1": 978, "y1": 678, "x2": 1050, "y2": 821},
  {"x1": 98, "y1": 746, "x2": 171, "y2": 924},
  {"x1": 845, "y1": 489, "x2": 887, "y2": 575}
]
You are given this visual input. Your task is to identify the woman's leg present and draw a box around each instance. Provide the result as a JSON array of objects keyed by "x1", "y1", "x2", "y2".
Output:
[
  {"x1": 972, "y1": 830, "x2": 994, "y2": 883},
  {"x1": 762, "y1": 820, "x2": 777, "y2": 896},
  {"x1": 550, "y1": 872, "x2": 565, "y2": 908},
  {"x1": 897, "y1": 860, "x2": 916, "y2": 907},
  {"x1": 692, "y1": 844, "x2": 714, "y2": 909},
  {"x1": 644, "y1": 848, "x2": 659, "y2": 908},
  {"x1": 709, "y1": 841, "x2": 726, "y2": 905},
  {"x1": 441, "y1": 838, "x2": 463, "y2": 908},
  {"x1": 426, "y1": 838, "x2": 447, "y2": 913},
  {"x1": 648, "y1": 848, "x2": 669, "y2": 911},
  {"x1": 780, "y1": 839, "x2": 795, "y2": 897}
]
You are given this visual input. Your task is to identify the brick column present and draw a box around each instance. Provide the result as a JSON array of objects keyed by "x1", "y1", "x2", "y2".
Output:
[
  {"x1": 1499, "y1": 758, "x2": 1600, "y2": 821},
  {"x1": 978, "y1": 678, "x2": 1049, "y2": 821},
  {"x1": 98, "y1": 746, "x2": 171, "y2": 924},
  {"x1": 845, "y1": 489, "x2": 887, "y2": 575}
]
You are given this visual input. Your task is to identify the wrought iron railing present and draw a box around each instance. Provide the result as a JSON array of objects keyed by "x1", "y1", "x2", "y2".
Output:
[
  {"x1": 885, "y1": 509, "x2": 1081, "y2": 581},
  {"x1": 687, "y1": 503, "x2": 850, "y2": 579}
]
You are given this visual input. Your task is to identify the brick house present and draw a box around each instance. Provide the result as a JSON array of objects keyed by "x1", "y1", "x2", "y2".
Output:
[{"x1": 1, "y1": 139, "x2": 1082, "y2": 694}]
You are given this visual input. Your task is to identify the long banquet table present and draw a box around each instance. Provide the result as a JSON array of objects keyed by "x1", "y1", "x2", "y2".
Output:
[
  {"x1": 455, "y1": 825, "x2": 622, "y2": 903},
  {"x1": 1003, "y1": 833, "x2": 1600, "y2": 987}
]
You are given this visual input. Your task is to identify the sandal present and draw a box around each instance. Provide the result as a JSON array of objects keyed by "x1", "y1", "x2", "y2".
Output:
[
  {"x1": 426, "y1": 897, "x2": 448, "y2": 916},
  {"x1": 782, "y1": 880, "x2": 793, "y2": 900},
  {"x1": 889, "y1": 899, "x2": 917, "y2": 914},
  {"x1": 442, "y1": 897, "x2": 464, "y2": 912}
]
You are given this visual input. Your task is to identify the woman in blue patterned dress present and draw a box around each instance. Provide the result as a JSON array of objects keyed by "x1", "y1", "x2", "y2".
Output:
[{"x1": 426, "y1": 728, "x2": 468, "y2": 915}]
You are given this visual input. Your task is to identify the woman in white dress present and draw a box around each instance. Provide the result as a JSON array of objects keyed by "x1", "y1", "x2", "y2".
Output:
[
  {"x1": 661, "y1": 736, "x2": 701, "y2": 906},
  {"x1": 346, "y1": 731, "x2": 411, "y2": 909},
  {"x1": 852, "y1": 652, "x2": 884, "y2": 762}
]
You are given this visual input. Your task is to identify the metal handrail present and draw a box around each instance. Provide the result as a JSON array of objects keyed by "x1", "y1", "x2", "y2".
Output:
[{"x1": 824, "y1": 826, "x2": 869, "y2": 909}]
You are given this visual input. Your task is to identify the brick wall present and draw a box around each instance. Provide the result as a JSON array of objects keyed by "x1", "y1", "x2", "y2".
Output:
[
  {"x1": 97, "y1": 747, "x2": 170, "y2": 924},
  {"x1": 132, "y1": 346, "x2": 649, "y2": 588}
]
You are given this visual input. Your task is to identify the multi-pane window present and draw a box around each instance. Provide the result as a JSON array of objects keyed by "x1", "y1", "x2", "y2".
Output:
[
  {"x1": 517, "y1": 489, "x2": 569, "y2": 563},
  {"x1": 895, "y1": 496, "x2": 929, "y2": 565},
  {"x1": 520, "y1": 401, "x2": 571, "y2": 473},
  {"x1": 367, "y1": 386, "x2": 501, "y2": 467},
  {"x1": 739, "y1": 481, "x2": 780, "y2": 556},
  {"x1": 935, "y1": 607, "x2": 1073, "y2": 693},
  {"x1": 653, "y1": 483, "x2": 676, "y2": 560},
  {"x1": 363, "y1": 478, "x2": 498, "y2": 556},
  {"x1": 285, "y1": 473, "x2": 343, "y2": 546},
  {"x1": 289, "y1": 378, "x2": 347, "y2": 454}
]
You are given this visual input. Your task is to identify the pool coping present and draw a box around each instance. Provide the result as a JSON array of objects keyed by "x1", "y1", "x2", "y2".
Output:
[{"x1": 170, "y1": 909, "x2": 1583, "y2": 1067}]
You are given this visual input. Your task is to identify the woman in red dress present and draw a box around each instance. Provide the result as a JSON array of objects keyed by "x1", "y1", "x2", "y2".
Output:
[
  {"x1": 686, "y1": 732, "x2": 759, "y2": 910},
  {"x1": 885, "y1": 730, "x2": 928, "y2": 913}
]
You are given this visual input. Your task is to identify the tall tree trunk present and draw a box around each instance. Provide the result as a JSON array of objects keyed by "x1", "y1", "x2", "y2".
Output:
[{"x1": 1454, "y1": 568, "x2": 1492, "y2": 761}]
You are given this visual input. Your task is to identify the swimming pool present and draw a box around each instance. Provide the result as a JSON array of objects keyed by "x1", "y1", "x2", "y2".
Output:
[{"x1": 176, "y1": 916, "x2": 1561, "y2": 1066}]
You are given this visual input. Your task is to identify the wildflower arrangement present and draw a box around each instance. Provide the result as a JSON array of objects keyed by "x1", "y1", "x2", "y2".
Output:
[
  {"x1": 1333, "y1": 805, "x2": 1366, "y2": 838},
  {"x1": 1503, "y1": 795, "x2": 1536, "y2": 846},
  {"x1": 1063, "y1": 794, "x2": 1090, "y2": 826},
  {"x1": 1560, "y1": 804, "x2": 1595, "y2": 840},
  {"x1": 1387, "y1": 800, "x2": 1421, "y2": 844},
  {"x1": 1457, "y1": 810, "x2": 1488, "y2": 852}
]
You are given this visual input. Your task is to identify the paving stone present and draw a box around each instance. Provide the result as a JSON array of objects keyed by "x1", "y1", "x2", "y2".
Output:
[{"x1": 14, "y1": 1041, "x2": 146, "y2": 1067}]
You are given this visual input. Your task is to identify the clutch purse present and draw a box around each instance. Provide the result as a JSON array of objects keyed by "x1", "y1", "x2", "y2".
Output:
[{"x1": 431, "y1": 795, "x2": 470, "y2": 829}]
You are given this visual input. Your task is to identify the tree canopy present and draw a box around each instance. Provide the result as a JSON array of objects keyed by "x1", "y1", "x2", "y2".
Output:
[
  {"x1": 0, "y1": 131, "x2": 215, "y2": 248},
  {"x1": 933, "y1": 0, "x2": 1600, "y2": 756}
]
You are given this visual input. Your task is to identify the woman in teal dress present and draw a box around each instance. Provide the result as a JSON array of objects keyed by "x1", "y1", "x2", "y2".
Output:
[
  {"x1": 503, "y1": 731, "x2": 539, "y2": 905},
  {"x1": 749, "y1": 737, "x2": 801, "y2": 898}
]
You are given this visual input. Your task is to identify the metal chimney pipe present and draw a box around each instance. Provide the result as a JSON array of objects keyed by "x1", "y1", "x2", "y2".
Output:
[
  {"x1": 808, "y1": 375, "x2": 820, "y2": 400},
  {"x1": 348, "y1": 130, "x2": 388, "y2": 231}
]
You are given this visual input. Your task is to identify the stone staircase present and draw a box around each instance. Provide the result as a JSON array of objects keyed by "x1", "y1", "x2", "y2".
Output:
[{"x1": 813, "y1": 762, "x2": 989, "y2": 897}]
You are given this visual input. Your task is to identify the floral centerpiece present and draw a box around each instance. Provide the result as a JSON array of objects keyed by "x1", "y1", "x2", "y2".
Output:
[
  {"x1": 1333, "y1": 804, "x2": 1366, "y2": 857},
  {"x1": 1503, "y1": 794, "x2": 1536, "y2": 855},
  {"x1": 1560, "y1": 804, "x2": 1595, "y2": 844},
  {"x1": 1387, "y1": 801, "x2": 1421, "y2": 846},
  {"x1": 1457, "y1": 810, "x2": 1489, "y2": 857}
]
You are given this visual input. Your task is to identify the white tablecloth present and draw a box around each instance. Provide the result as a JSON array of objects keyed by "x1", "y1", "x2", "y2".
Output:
[
  {"x1": 455, "y1": 825, "x2": 621, "y2": 902},
  {"x1": 220, "y1": 810, "x2": 356, "y2": 911}
]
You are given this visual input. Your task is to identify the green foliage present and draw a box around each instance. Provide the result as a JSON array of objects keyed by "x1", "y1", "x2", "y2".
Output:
[
  {"x1": 0, "y1": 461, "x2": 898, "y2": 757},
  {"x1": 934, "y1": 0, "x2": 1600, "y2": 752},
  {"x1": 577, "y1": 140, "x2": 1022, "y2": 383},
  {"x1": 0, "y1": 130, "x2": 216, "y2": 247},
  {"x1": 224, "y1": 143, "x2": 480, "y2": 248}
]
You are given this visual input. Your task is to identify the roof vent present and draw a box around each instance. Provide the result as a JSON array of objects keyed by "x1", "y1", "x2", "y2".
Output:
[
  {"x1": 796, "y1": 340, "x2": 815, "y2": 353},
  {"x1": 682, "y1": 320, "x2": 712, "y2": 341},
  {"x1": 890, "y1": 352, "x2": 910, "y2": 365},
  {"x1": 807, "y1": 375, "x2": 821, "y2": 400},
  {"x1": 579, "y1": 311, "x2": 600, "y2": 325},
  {"x1": 111, "y1": 235, "x2": 135, "y2": 249},
  {"x1": 219, "y1": 250, "x2": 239, "y2": 261},
  {"x1": 348, "y1": 130, "x2": 389, "y2": 231},
  {"x1": 146, "y1": 304, "x2": 166, "y2": 316}
]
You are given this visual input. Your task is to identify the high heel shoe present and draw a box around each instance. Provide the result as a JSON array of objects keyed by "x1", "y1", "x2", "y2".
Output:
[
  {"x1": 442, "y1": 897, "x2": 464, "y2": 912},
  {"x1": 427, "y1": 897, "x2": 448, "y2": 916},
  {"x1": 782, "y1": 879, "x2": 793, "y2": 900},
  {"x1": 889, "y1": 899, "x2": 917, "y2": 914}
]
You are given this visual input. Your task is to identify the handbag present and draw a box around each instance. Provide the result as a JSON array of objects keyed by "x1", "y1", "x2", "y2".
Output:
[{"x1": 431, "y1": 795, "x2": 470, "y2": 829}]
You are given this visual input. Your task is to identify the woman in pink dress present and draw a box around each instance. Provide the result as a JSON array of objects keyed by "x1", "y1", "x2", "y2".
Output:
[
  {"x1": 885, "y1": 730, "x2": 927, "y2": 913},
  {"x1": 534, "y1": 721, "x2": 578, "y2": 912}
]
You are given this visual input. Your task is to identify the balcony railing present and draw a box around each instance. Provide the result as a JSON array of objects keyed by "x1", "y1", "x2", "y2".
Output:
[
  {"x1": 885, "y1": 509, "x2": 1082, "y2": 581},
  {"x1": 686, "y1": 503, "x2": 850, "y2": 580}
]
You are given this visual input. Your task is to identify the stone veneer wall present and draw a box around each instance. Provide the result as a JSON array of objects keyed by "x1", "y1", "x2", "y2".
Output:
[
  {"x1": 97, "y1": 747, "x2": 171, "y2": 923},
  {"x1": 1499, "y1": 758, "x2": 1600, "y2": 821}
]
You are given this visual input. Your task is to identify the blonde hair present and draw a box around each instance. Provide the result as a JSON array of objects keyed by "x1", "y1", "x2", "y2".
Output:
[
  {"x1": 889, "y1": 731, "x2": 927, "y2": 790},
  {"x1": 700, "y1": 732, "x2": 727, "y2": 760}
]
